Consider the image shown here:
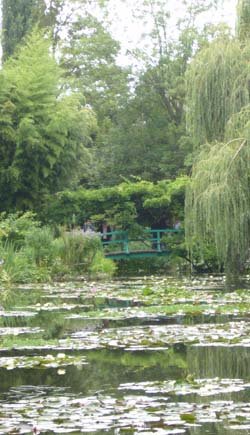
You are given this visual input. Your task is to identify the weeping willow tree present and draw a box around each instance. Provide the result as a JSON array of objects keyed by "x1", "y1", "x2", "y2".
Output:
[
  {"x1": 186, "y1": 134, "x2": 250, "y2": 280},
  {"x1": 185, "y1": 0, "x2": 250, "y2": 284},
  {"x1": 186, "y1": 38, "x2": 250, "y2": 146}
]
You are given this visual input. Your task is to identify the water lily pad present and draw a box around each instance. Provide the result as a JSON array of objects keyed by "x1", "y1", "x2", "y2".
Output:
[
  {"x1": 0, "y1": 327, "x2": 42, "y2": 336},
  {"x1": 1, "y1": 390, "x2": 250, "y2": 433},
  {"x1": 0, "y1": 354, "x2": 88, "y2": 370},
  {"x1": 1, "y1": 276, "x2": 250, "y2": 434}
]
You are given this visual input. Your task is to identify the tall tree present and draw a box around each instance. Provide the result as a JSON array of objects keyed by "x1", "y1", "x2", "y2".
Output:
[
  {"x1": 109, "y1": 0, "x2": 220, "y2": 65},
  {"x1": 237, "y1": 0, "x2": 250, "y2": 41},
  {"x1": 2, "y1": 0, "x2": 45, "y2": 61},
  {"x1": 92, "y1": 1, "x2": 224, "y2": 186},
  {"x1": 186, "y1": 36, "x2": 248, "y2": 147},
  {"x1": 185, "y1": 0, "x2": 250, "y2": 284},
  {"x1": 0, "y1": 30, "x2": 96, "y2": 211},
  {"x1": 41, "y1": 0, "x2": 76, "y2": 53},
  {"x1": 60, "y1": 12, "x2": 129, "y2": 187},
  {"x1": 61, "y1": 13, "x2": 129, "y2": 123},
  {"x1": 94, "y1": 54, "x2": 190, "y2": 186},
  {"x1": 41, "y1": 0, "x2": 109, "y2": 52},
  {"x1": 2, "y1": 0, "x2": 109, "y2": 59}
]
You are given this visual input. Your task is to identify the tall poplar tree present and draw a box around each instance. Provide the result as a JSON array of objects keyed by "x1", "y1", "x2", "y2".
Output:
[
  {"x1": 237, "y1": 0, "x2": 250, "y2": 41},
  {"x1": 2, "y1": 0, "x2": 45, "y2": 61}
]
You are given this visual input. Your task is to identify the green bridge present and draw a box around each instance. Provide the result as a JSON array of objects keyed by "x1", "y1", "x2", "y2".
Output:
[{"x1": 100, "y1": 228, "x2": 182, "y2": 260}]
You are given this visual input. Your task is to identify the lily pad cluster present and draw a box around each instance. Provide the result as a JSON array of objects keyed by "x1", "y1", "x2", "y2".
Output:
[
  {"x1": 1, "y1": 386, "x2": 250, "y2": 433},
  {"x1": 0, "y1": 353, "x2": 87, "y2": 370},
  {"x1": 61, "y1": 321, "x2": 250, "y2": 350},
  {"x1": 1, "y1": 276, "x2": 250, "y2": 434}
]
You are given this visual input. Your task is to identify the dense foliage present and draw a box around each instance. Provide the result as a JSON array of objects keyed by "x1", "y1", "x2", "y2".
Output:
[
  {"x1": 43, "y1": 178, "x2": 187, "y2": 229},
  {"x1": 0, "y1": 31, "x2": 96, "y2": 211},
  {"x1": 185, "y1": 0, "x2": 250, "y2": 283},
  {"x1": 0, "y1": 212, "x2": 114, "y2": 283},
  {"x1": 2, "y1": 0, "x2": 44, "y2": 61},
  {"x1": 186, "y1": 37, "x2": 250, "y2": 146},
  {"x1": 1, "y1": 0, "x2": 246, "y2": 281}
]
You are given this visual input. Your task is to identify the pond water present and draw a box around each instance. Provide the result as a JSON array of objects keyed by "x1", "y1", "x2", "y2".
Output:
[{"x1": 1, "y1": 275, "x2": 250, "y2": 434}]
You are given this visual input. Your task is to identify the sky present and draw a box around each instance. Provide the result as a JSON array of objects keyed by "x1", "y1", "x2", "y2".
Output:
[
  {"x1": 111, "y1": 0, "x2": 238, "y2": 42},
  {"x1": 102, "y1": 0, "x2": 238, "y2": 66},
  {"x1": 0, "y1": 0, "x2": 239, "y2": 67}
]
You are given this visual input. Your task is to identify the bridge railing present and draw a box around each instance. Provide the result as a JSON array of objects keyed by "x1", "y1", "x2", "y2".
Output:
[
  {"x1": 100, "y1": 228, "x2": 182, "y2": 255},
  {"x1": 100, "y1": 230, "x2": 129, "y2": 254},
  {"x1": 144, "y1": 228, "x2": 181, "y2": 252}
]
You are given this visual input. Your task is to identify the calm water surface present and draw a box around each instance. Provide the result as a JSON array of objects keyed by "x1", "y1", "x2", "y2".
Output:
[{"x1": 0, "y1": 276, "x2": 250, "y2": 434}]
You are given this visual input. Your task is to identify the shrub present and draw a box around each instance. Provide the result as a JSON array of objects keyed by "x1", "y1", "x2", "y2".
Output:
[
  {"x1": 0, "y1": 242, "x2": 39, "y2": 284},
  {"x1": 55, "y1": 230, "x2": 102, "y2": 272},
  {"x1": 90, "y1": 251, "x2": 117, "y2": 278},
  {"x1": 0, "y1": 214, "x2": 107, "y2": 284},
  {"x1": 24, "y1": 226, "x2": 55, "y2": 266},
  {"x1": 0, "y1": 212, "x2": 39, "y2": 248}
]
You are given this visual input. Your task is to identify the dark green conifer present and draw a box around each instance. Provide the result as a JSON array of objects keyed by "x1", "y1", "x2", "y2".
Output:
[
  {"x1": 237, "y1": 0, "x2": 250, "y2": 42},
  {"x1": 2, "y1": 0, "x2": 45, "y2": 61}
]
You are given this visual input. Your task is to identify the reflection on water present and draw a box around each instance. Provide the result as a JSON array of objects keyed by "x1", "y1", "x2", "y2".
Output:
[
  {"x1": 0, "y1": 276, "x2": 250, "y2": 433},
  {"x1": 188, "y1": 346, "x2": 250, "y2": 380}
]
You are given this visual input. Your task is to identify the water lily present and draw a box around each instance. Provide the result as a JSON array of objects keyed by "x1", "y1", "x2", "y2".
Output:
[{"x1": 57, "y1": 353, "x2": 66, "y2": 359}]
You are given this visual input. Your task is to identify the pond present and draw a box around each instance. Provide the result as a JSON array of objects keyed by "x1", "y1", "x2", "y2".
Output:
[{"x1": 1, "y1": 275, "x2": 250, "y2": 434}]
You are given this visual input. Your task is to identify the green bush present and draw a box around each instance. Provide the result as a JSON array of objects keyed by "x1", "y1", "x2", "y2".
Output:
[
  {"x1": 24, "y1": 226, "x2": 55, "y2": 266},
  {"x1": 0, "y1": 243, "x2": 40, "y2": 284},
  {"x1": 90, "y1": 251, "x2": 117, "y2": 278},
  {"x1": 0, "y1": 212, "x2": 39, "y2": 248},
  {"x1": 0, "y1": 213, "x2": 113, "y2": 284},
  {"x1": 55, "y1": 230, "x2": 102, "y2": 272}
]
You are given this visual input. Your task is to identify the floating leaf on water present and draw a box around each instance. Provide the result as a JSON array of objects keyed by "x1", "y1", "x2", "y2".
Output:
[
  {"x1": 2, "y1": 277, "x2": 250, "y2": 434},
  {"x1": 0, "y1": 354, "x2": 88, "y2": 370},
  {"x1": 180, "y1": 413, "x2": 196, "y2": 423}
]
